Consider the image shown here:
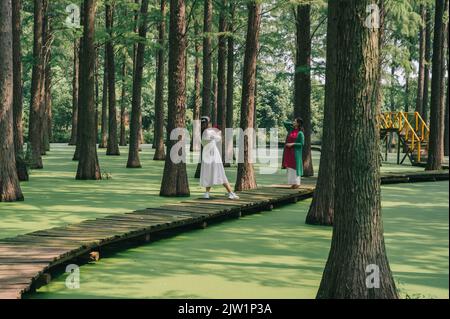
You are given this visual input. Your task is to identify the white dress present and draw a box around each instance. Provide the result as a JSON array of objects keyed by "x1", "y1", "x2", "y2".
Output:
[{"x1": 200, "y1": 128, "x2": 229, "y2": 187}]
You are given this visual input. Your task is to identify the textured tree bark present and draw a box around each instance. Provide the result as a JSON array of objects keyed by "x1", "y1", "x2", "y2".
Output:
[
  {"x1": 69, "y1": 39, "x2": 79, "y2": 146},
  {"x1": 416, "y1": 5, "x2": 426, "y2": 115},
  {"x1": 202, "y1": 0, "x2": 212, "y2": 118},
  {"x1": 76, "y1": 0, "x2": 101, "y2": 180},
  {"x1": 12, "y1": 0, "x2": 28, "y2": 181},
  {"x1": 119, "y1": 58, "x2": 127, "y2": 146},
  {"x1": 225, "y1": 3, "x2": 235, "y2": 165},
  {"x1": 426, "y1": 0, "x2": 446, "y2": 171},
  {"x1": 305, "y1": 0, "x2": 337, "y2": 226},
  {"x1": 195, "y1": 0, "x2": 213, "y2": 178},
  {"x1": 423, "y1": 5, "x2": 432, "y2": 122},
  {"x1": 72, "y1": 3, "x2": 84, "y2": 161},
  {"x1": 28, "y1": 0, "x2": 45, "y2": 169},
  {"x1": 153, "y1": 0, "x2": 167, "y2": 161},
  {"x1": 217, "y1": 0, "x2": 228, "y2": 163},
  {"x1": 212, "y1": 62, "x2": 218, "y2": 126},
  {"x1": 445, "y1": 48, "x2": 449, "y2": 156},
  {"x1": 105, "y1": 2, "x2": 120, "y2": 156},
  {"x1": 294, "y1": 4, "x2": 314, "y2": 177},
  {"x1": 0, "y1": 0, "x2": 24, "y2": 202},
  {"x1": 234, "y1": 1, "x2": 260, "y2": 192},
  {"x1": 42, "y1": 50, "x2": 52, "y2": 153},
  {"x1": 41, "y1": 5, "x2": 52, "y2": 155},
  {"x1": 438, "y1": 1, "x2": 448, "y2": 160},
  {"x1": 127, "y1": 0, "x2": 149, "y2": 168},
  {"x1": 160, "y1": 0, "x2": 190, "y2": 197},
  {"x1": 316, "y1": 0, "x2": 398, "y2": 299},
  {"x1": 100, "y1": 51, "x2": 108, "y2": 149},
  {"x1": 191, "y1": 19, "x2": 201, "y2": 153}
]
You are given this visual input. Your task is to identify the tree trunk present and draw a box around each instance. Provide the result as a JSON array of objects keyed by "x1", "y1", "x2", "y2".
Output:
[
  {"x1": 202, "y1": 0, "x2": 212, "y2": 118},
  {"x1": 95, "y1": 51, "x2": 99, "y2": 143},
  {"x1": 439, "y1": 1, "x2": 448, "y2": 160},
  {"x1": 415, "y1": 5, "x2": 426, "y2": 115},
  {"x1": 217, "y1": 0, "x2": 228, "y2": 162},
  {"x1": 195, "y1": 0, "x2": 213, "y2": 178},
  {"x1": 404, "y1": 67, "x2": 410, "y2": 112},
  {"x1": 423, "y1": 5, "x2": 432, "y2": 122},
  {"x1": 191, "y1": 19, "x2": 201, "y2": 153},
  {"x1": 225, "y1": 2, "x2": 235, "y2": 164},
  {"x1": 28, "y1": 0, "x2": 45, "y2": 169},
  {"x1": 234, "y1": 1, "x2": 260, "y2": 192},
  {"x1": 69, "y1": 39, "x2": 79, "y2": 146},
  {"x1": 294, "y1": 4, "x2": 314, "y2": 177},
  {"x1": 0, "y1": 0, "x2": 23, "y2": 201},
  {"x1": 212, "y1": 64, "x2": 218, "y2": 125},
  {"x1": 73, "y1": 3, "x2": 84, "y2": 161},
  {"x1": 119, "y1": 57, "x2": 127, "y2": 146},
  {"x1": 153, "y1": 0, "x2": 167, "y2": 161},
  {"x1": 100, "y1": 51, "x2": 108, "y2": 149},
  {"x1": 305, "y1": 0, "x2": 338, "y2": 226},
  {"x1": 426, "y1": 0, "x2": 447, "y2": 171},
  {"x1": 76, "y1": 0, "x2": 101, "y2": 180},
  {"x1": 127, "y1": 0, "x2": 149, "y2": 168},
  {"x1": 445, "y1": 48, "x2": 449, "y2": 156},
  {"x1": 41, "y1": 5, "x2": 52, "y2": 155},
  {"x1": 43, "y1": 50, "x2": 52, "y2": 153},
  {"x1": 12, "y1": 0, "x2": 28, "y2": 181},
  {"x1": 316, "y1": 0, "x2": 398, "y2": 299},
  {"x1": 160, "y1": 0, "x2": 190, "y2": 197},
  {"x1": 105, "y1": 2, "x2": 120, "y2": 156}
]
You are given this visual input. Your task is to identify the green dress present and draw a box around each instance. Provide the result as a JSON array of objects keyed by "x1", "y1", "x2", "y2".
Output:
[{"x1": 282, "y1": 121, "x2": 304, "y2": 177}]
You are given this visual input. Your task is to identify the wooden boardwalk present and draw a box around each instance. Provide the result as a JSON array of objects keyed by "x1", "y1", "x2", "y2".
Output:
[
  {"x1": 0, "y1": 169, "x2": 448, "y2": 299},
  {"x1": 0, "y1": 187, "x2": 314, "y2": 299}
]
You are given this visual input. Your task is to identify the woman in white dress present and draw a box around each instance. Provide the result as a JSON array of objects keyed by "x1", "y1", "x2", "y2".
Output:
[{"x1": 200, "y1": 116, "x2": 239, "y2": 200}]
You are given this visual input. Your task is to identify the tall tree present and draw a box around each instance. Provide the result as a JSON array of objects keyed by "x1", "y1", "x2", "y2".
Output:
[
  {"x1": 119, "y1": 56, "x2": 127, "y2": 146},
  {"x1": 234, "y1": 1, "x2": 261, "y2": 192},
  {"x1": 41, "y1": 5, "x2": 52, "y2": 155},
  {"x1": 0, "y1": 0, "x2": 23, "y2": 202},
  {"x1": 191, "y1": 18, "x2": 202, "y2": 152},
  {"x1": 217, "y1": 0, "x2": 228, "y2": 162},
  {"x1": 28, "y1": 0, "x2": 45, "y2": 169},
  {"x1": 294, "y1": 3, "x2": 314, "y2": 177},
  {"x1": 127, "y1": 0, "x2": 149, "y2": 168},
  {"x1": 439, "y1": 1, "x2": 448, "y2": 159},
  {"x1": 305, "y1": 0, "x2": 337, "y2": 226},
  {"x1": 105, "y1": 1, "x2": 120, "y2": 156},
  {"x1": 76, "y1": 0, "x2": 101, "y2": 180},
  {"x1": 69, "y1": 39, "x2": 79, "y2": 146},
  {"x1": 72, "y1": 2, "x2": 84, "y2": 161},
  {"x1": 202, "y1": 0, "x2": 212, "y2": 118},
  {"x1": 426, "y1": 0, "x2": 447, "y2": 170},
  {"x1": 160, "y1": 0, "x2": 190, "y2": 196},
  {"x1": 423, "y1": 5, "x2": 432, "y2": 122},
  {"x1": 225, "y1": 2, "x2": 235, "y2": 164},
  {"x1": 194, "y1": 0, "x2": 213, "y2": 178},
  {"x1": 415, "y1": 5, "x2": 426, "y2": 115},
  {"x1": 100, "y1": 52, "x2": 108, "y2": 148},
  {"x1": 12, "y1": 0, "x2": 28, "y2": 181},
  {"x1": 153, "y1": 0, "x2": 167, "y2": 160},
  {"x1": 316, "y1": 0, "x2": 398, "y2": 299}
]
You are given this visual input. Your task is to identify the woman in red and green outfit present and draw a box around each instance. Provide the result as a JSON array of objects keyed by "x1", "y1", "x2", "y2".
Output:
[{"x1": 282, "y1": 118, "x2": 304, "y2": 189}]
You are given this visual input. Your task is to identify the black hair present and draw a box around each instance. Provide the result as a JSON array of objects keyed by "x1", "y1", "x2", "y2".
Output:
[{"x1": 294, "y1": 117, "x2": 304, "y2": 130}]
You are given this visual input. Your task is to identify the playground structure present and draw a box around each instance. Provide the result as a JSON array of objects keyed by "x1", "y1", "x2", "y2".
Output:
[{"x1": 378, "y1": 112, "x2": 430, "y2": 166}]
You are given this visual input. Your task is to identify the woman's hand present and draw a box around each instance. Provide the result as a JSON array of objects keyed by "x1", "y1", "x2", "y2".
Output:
[{"x1": 286, "y1": 143, "x2": 294, "y2": 148}]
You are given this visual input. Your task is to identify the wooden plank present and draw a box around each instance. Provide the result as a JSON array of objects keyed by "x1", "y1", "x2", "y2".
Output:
[{"x1": 0, "y1": 186, "x2": 320, "y2": 299}]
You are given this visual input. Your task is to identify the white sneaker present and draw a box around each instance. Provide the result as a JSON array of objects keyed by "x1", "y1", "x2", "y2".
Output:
[
  {"x1": 203, "y1": 192, "x2": 210, "y2": 199},
  {"x1": 228, "y1": 192, "x2": 240, "y2": 200}
]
